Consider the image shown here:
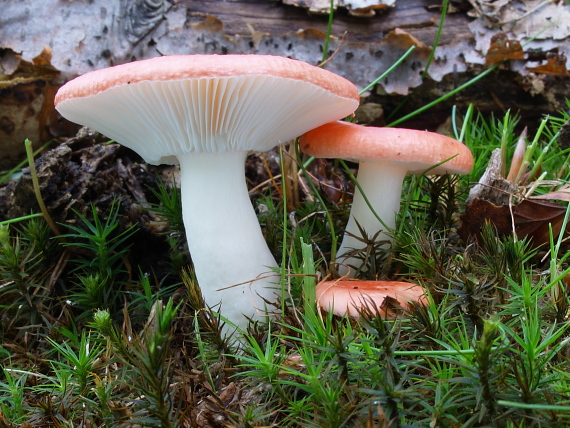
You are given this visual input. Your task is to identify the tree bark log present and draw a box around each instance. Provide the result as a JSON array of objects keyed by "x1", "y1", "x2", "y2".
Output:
[{"x1": 1, "y1": 0, "x2": 569, "y2": 168}]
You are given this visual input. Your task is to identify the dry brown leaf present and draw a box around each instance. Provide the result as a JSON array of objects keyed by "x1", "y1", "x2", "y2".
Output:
[
  {"x1": 189, "y1": 14, "x2": 223, "y2": 32},
  {"x1": 527, "y1": 53, "x2": 570, "y2": 76},
  {"x1": 486, "y1": 32, "x2": 525, "y2": 64},
  {"x1": 295, "y1": 28, "x2": 330, "y2": 39},
  {"x1": 529, "y1": 184, "x2": 570, "y2": 202},
  {"x1": 459, "y1": 198, "x2": 567, "y2": 248},
  {"x1": 513, "y1": 199, "x2": 566, "y2": 246},
  {"x1": 32, "y1": 46, "x2": 53, "y2": 66},
  {"x1": 458, "y1": 198, "x2": 513, "y2": 243}
]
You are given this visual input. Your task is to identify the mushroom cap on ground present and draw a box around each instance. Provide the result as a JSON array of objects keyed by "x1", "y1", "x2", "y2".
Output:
[
  {"x1": 299, "y1": 120, "x2": 474, "y2": 175},
  {"x1": 55, "y1": 55, "x2": 360, "y2": 165},
  {"x1": 316, "y1": 280, "x2": 425, "y2": 318}
]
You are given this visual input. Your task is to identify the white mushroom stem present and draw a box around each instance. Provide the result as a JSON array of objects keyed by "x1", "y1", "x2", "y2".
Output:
[
  {"x1": 178, "y1": 150, "x2": 279, "y2": 328},
  {"x1": 337, "y1": 162, "x2": 407, "y2": 277}
]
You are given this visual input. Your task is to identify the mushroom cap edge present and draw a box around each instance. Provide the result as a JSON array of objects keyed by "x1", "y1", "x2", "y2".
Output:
[{"x1": 300, "y1": 120, "x2": 474, "y2": 175}]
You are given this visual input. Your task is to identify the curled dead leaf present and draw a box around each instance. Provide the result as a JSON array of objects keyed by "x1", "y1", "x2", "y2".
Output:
[
  {"x1": 458, "y1": 198, "x2": 513, "y2": 243},
  {"x1": 459, "y1": 198, "x2": 567, "y2": 248},
  {"x1": 527, "y1": 53, "x2": 570, "y2": 77},
  {"x1": 513, "y1": 199, "x2": 566, "y2": 246},
  {"x1": 295, "y1": 28, "x2": 330, "y2": 39},
  {"x1": 189, "y1": 14, "x2": 223, "y2": 32},
  {"x1": 528, "y1": 184, "x2": 570, "y2": 202},
  {"x1": 486, "y1": 32, "x2": 524, "y2": 64},
  {"x1": 32, "y1": 46, "x2": 53, "y2": 67}
]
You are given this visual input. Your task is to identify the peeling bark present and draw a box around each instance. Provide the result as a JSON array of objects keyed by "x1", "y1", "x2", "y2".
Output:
[{"x1": 1, "y1": 0, "x2": 569, "y2": 168}]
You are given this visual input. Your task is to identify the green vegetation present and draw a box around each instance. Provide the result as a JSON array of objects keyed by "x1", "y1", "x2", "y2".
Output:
[
  {"x1": 2, "y1": 4, "x2": 570, "y2": 423},
  {"x1": 1, "y1": 102, "x2": 570, "y2": 426}
]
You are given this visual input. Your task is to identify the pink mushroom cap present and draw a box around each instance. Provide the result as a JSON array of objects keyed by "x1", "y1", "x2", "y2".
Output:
[
  {"x1": 316, "y1": 280, "x2": 426, "y2": 318},
  {"x1": 300, "y1": 120, "x2": 474, "y2": 175}
]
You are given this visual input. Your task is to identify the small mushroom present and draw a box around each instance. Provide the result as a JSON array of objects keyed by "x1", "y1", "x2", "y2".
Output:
[
  {"x1": 316, "y1": 279, "x2": 425, "y2": 318},
  {"x1": 300, "y1": 121, "x2": 473, "y2": 276},
  {"x1": 55, "y1": 55, "x2": 359, "y2": 329}
]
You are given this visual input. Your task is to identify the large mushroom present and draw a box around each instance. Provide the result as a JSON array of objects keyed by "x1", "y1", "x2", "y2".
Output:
[
  {"x1": 55, "y1": 55, "x2": 359, "y2": 329},
  {"x1": 300, "y1": 121, "x2": 473, "y2": 276}
]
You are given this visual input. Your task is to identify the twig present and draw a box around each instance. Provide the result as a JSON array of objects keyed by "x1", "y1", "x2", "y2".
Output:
[{"x1": 24, "y1": 139, "x2": 61, "y2": 236}]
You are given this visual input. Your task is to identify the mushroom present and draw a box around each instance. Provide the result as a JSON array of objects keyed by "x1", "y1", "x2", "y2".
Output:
[
  {"x1": 299, "y1": 121, "x2": 473, "y2": 276},
  {"x1": 316, "y1": 279, "x2": 425, "y2": 318},
  {"x1": 55, "y1": 55, "x2": 359, "y2": 329}
]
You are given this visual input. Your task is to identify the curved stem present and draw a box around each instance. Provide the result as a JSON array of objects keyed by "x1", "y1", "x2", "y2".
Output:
[
  {"x1": 178, "y1": 151, "x2": 279, "y2": 329},
  {"x1": 337, "y1": 162, "x2": 406, "y2": 277}
]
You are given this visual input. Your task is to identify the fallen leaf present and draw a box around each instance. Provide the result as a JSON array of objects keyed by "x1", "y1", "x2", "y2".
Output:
[
  {"x1": 513, "y1": 199, "x2": 566, "y2": 246},
  {"x1": 32, "y1": 46, "x2": 53, "y2": 67},
  {"x1": 528, "y1": 184, "x2": 570, "y2": 202},
  {"x1": 459, "y1": 198, "x2": 567, "y2": 248},
  {"x1": 458, "y1": 198, "x2": 513, "y2": 243},
  {"x1": 189, "y1": 14, "x2": 223, "y2": 32},
  {"x1": 295, "y1": 28, "x2": 330, "y2": 39},
  {"x1": 527, "y1": 53, "x2": 570, "y2": 77},
  {"x1": 486, "y1": 32, "x2": 524, "y2": 64},
  {"x1": 385, "y1": 28, "x2": 429, "y2": 51}
]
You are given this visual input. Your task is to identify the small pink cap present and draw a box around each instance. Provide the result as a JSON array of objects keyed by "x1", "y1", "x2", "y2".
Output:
[
  {"x1": 316, "y1": 280, "x2": 425, "y2": 317},
  {"x1": 300, "y1": 121, "x2": 473, "y2": 175}
]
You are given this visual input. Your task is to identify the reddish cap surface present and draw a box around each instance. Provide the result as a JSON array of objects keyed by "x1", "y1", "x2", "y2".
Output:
[
  {"x1": 55, "y1": 55, "x2": 359, "y2": 165},
  {"x1": 300, "y1": 121, "x2": 473, "y2": 175},
  {"x1": 55, "y1": 55, "x2": 358, "y2": 104},
  {"x1": 316, "y1": 280, "x2": 425, "y2": 317}
]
